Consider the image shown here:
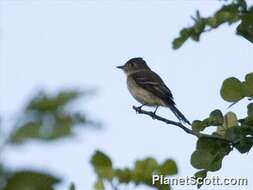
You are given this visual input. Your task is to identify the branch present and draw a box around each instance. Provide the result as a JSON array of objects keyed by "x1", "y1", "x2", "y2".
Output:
[{"x1": 132, "y1": 106, "x2": 233, "y2": 144}]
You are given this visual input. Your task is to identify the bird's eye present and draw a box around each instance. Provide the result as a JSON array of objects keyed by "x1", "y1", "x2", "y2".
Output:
[{"x1": 130, "y1": 63, "x2": 134, "y2": 67}]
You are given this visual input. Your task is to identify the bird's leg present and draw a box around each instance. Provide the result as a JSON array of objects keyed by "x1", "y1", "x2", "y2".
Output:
[
  {"x1": 154, "y1": 105, "x2": 159, "y2": 114},
  {"x1": 151, "y1": 105, "x2": 159, "y2": 119}
]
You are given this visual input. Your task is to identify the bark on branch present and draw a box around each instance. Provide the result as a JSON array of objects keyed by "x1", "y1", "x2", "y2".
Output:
[{"x1": 132, "y1": 106, "x2": 233, "y2": 144}]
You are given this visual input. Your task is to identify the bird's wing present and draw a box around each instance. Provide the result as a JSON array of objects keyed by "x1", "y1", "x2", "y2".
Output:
[{"x1": 131, "y1": 71, "x2": 175, "y2": 105}]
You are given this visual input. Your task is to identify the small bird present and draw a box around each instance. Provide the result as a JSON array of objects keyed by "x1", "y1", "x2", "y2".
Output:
[{"x1": 117, "y1": 57, "x2": 190, "y2": 125}]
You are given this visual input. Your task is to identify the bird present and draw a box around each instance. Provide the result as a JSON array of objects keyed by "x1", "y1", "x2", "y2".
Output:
[{"x1": 117, "y1": 57, "x2": 190, "y2": 125}]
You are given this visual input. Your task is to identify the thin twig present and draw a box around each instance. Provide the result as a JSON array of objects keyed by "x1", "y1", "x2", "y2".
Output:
[{"x1": 132, "y1": 106, "x2": 233, "y2": 144}]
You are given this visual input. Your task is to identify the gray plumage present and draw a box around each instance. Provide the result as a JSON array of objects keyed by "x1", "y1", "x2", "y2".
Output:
[{"x1": 117, "y1": 57, "x2": 190, "y2": 125}]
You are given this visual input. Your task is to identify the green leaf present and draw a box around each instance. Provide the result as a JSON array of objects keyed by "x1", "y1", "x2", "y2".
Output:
[
  {"x1": 192, "y1": 120, "x2": 205, "y2": 132},
  {"x1": 245, "y1": 73, "x2": 253, "y2": 83},
  {"x1": 172, "y1": 2, "x2": 241, "y2": 49},
  {"x1": 91, "y1": 151, "x2": 113, "y2": 179},
  {"x1": 209, "y1": 109, "x2": 224, "y2": 126},
  {"x1": 201, "y1": 118, "x2": 211, "y2": 127},
  {"x1": 91, "y1": 151, "x2": 112, "y2": 169},
  {"x1": 157, "y1": 184, "x2": 170, "y2": 190},
  {"x1": 95, "y1": 179, "x2": 104, "y2": 190},
  {"x1": 133, "y1": 158, "x2": 159, "y2": 185},
  {"x1": 194, "y1": 170, "x2": 207, "y2": 189},
  {"x1": 4, "y1": 171, "x2": 60, "y2": 190},
  {"x1": 130, "y1": 157, "x2": 177, "y2": 189},
  {"x1": 239, "y1": 103, "x2": 253, "y2": 125},
  {"x1": 192, "y1": 110, "x2": 224, "y2": 133},
  {"x1": 237, "y1": 12, "x2": 253, "y2": 43},
  {"x1": 10, "y1": 122, "x2": 42, "y2": 143},
  {"x1": 91, "y1": 151, "x2": 177, "y2": 190},
  {"x1": 10, "y1": 90, "x2": 94, "y2": 144},
  {"x1": 225, "y1": 126, "x2": 253, "y2": 153},
  {"x1": 225, "y1": 127, "x2": 240, "y2": 142},
  {"x1": 157, "y1": 159, "x2": 177, "y2": 175},
  {"x1": 247, "y1": 103, "x2": 253, "y2": 116},
  {"x1": 26, "y1": 90, "x2": 81, "y2": 112},
  {"x1": 212, "y1": 4, "x2": 240, "y2": 26},
  {"x1": 220, "y1": 77, "x2": 244, "y2": 102},
  {"x1": 242, "y1": 73, "x2": 253, "y2": 97},
  {"x1": 191, "y1": 138, "x2": 231, "y2": 171},
  {"x1": 173, "y1": 37, "x2": 186, "y2": 49},
  {"x1": 191, "y1": 150, "x2": 215, "y2": 170},
  {"x1": 49, "y1": 123, "x2": 72, "y2": 139},
  {"x1": 10, "y1": 116, "x2": 74, "y2": 143},
  {"x1": 115, "y1": 169, "x2": 132, "y2": 183},
  {"x1": 234, "y1": 138, "x2": 253, "y2": 153}
]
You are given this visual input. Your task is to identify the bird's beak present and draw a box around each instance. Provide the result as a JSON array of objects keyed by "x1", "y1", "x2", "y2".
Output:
[{"x1": 116, "y1": 65, "x2": 124, "y2": 70}]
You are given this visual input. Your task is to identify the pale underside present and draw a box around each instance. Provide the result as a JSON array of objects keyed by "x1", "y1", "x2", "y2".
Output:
[{"x1": 127, "y1": 76, "x2": 167, "y2": 107}]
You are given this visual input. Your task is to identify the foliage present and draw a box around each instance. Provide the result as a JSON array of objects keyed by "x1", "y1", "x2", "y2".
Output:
[
  {"x1": 1, "y1": 89, "x2": 179, "y2": 190},
  {"x1": 220, "y1": 73, "x2": 253, "y2": 102},
  {"x1": 10, "y1": 90, "x2": 96, "y2": 144},
  {"x1": 2, "y1": 171, "x2": 60, "y2": 190},
  {"x1": 237, "y1": 9, "x2": 253, "y2": 42},
  {"x1": 171, "y1": 1, "x2": 253, "y2": 187},
  {"x1": 173, "y1": 0, "x2": 253, "y2": 49},
  {"x1": 191, "y1": 138, "x2": 232, "y2": 171},
  {"x1": 0, "y1": 89, "x2": 97, "y2": 190},
  {"x1": 189, "y1": 73, "x2": 253, "y2": 188},
  {"x1": 194, "y1": 170, "x2": 207, "y2": 189},
  {"x1": 91, "y1": 151, "x2": 177, "y2": 190},
  {"x1": 1, "y1": 1, "x2": 252, "y2": 190}
]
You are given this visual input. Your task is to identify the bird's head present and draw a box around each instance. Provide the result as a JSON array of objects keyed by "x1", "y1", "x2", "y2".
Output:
[{"x1": 117, "y1": 57, "x2": 150, "y2": 75}]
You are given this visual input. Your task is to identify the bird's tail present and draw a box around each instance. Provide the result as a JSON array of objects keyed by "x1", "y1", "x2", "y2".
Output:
[{"x1": 168, "y1": 105, "x2": 191, "y2": 125}]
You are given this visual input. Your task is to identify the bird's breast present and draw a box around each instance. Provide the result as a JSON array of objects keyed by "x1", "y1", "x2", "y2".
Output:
[{"x1": 127, "y1": 76, "x2": 165, "y2": 106}]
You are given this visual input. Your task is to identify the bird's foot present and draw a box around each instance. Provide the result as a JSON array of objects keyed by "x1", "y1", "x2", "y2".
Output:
[
  {"x1": 150, "y1": 112, "x2": 156, "y2": 119},
  {"x1": 151, "y1": 112, "x2": 156, "y2": 119},
  {"x1": 134, "y1": 106, "x2": 141, "y2": 113},
  {"x1": 135, "y1": 105, "x2": 145, "y2": 113}
]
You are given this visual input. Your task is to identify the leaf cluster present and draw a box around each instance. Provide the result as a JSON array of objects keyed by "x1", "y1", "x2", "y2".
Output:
[
  {"x1": 173, "y1": 0, "x2": 253, "y2": 49},
  {"x1": 220, "y1": 73, "x2": 253, "y2": 102},
  {"x1": 10, "y1": 90, "x2": 94, "y2": 144},
  {"x1": 91, "y1": 151, "x2": 178, "y2": 190},
  {"x1": 1, "y1": 171, "x2": 60, "y2": 190},
  {"x1": 0, "y1": 89, "x2": 97, "y2": 190},
  {"x1": 189, "y1": 73, "x2": 253, "y2": 188}
]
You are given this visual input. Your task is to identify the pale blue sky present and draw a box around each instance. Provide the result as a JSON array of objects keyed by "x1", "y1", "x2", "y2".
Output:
[{"x1": 0, "y1": 1, "x2": 253, "y2": 190}]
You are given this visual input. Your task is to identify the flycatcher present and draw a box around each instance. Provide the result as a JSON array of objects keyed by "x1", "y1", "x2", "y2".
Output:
[{"x1": 117, "y1": 57, "x2": 190, "y2": 125}]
